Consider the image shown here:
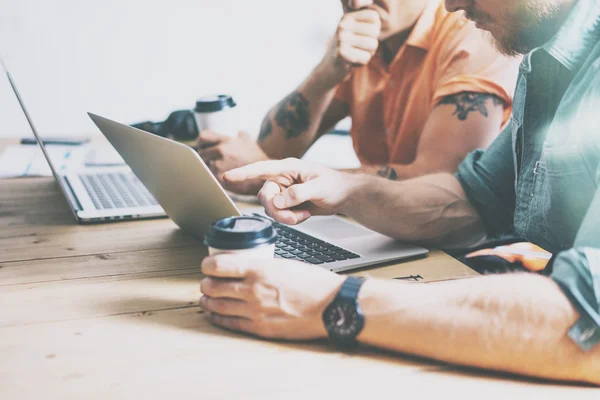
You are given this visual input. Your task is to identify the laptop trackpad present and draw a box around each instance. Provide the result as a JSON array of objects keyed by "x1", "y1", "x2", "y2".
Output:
[{"x1": 299, "y1": 217, "x2": 374, "y2": 241}]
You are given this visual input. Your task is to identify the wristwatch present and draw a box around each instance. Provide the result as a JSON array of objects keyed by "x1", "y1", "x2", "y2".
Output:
[{"x1": 322, "y1": 276, "x2": 366, "y2": 348}]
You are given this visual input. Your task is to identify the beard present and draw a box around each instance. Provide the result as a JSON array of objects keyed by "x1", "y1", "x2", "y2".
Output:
[{"x1": 468, "y1": 0, "x2": 563, "y2": 57}]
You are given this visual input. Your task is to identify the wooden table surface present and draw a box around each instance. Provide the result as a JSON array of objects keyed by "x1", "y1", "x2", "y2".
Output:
[{"x1": 0, "y1": 141, "x2": 597, "y2": 398}]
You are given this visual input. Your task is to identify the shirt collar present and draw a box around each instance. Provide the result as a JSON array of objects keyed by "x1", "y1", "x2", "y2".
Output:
[
  {"x1": 374, "y1": 0, "x2": 442, "y2": 70},
  {"x1": 405, "y1": 0, "x2": 442, "y2": 51},
  {"x1": 542, "y1": 0, "x2": 600, "y2": 71}
]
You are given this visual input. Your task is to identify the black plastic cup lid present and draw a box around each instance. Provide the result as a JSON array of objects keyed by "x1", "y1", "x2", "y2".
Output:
[
  {"x1": 203, "y1": 216, "x2": 278, "y2": 250},
  {"x1": 194, "y1": 95, "x2": 236, "y2": 113}
]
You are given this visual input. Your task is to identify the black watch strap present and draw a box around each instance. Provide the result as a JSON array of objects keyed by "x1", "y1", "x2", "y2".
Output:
[
  {"x1": 325, "y1": 276, "x2": 366, "y2": 348},
  {"x1": 338, "y1": 276, "x2": 365, "y2": 300}
]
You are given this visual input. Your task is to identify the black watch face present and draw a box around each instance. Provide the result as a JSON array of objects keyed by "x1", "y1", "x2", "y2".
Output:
[{"x1": 324, "y1": 301, "x2": 363, "y2": 337}]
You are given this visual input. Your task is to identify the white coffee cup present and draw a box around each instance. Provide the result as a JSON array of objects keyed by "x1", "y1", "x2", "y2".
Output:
[
  {"x1": 194, "y1": 95, "x2": 239, "y2": 137},
  {"x1": 203, "y1": 216, "x2": 278, "y2": 258}
]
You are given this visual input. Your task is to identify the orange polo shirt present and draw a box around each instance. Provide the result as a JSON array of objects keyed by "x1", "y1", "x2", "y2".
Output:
[{"x1": 334, "y1": 0, "x2": 521, "y2": 165}]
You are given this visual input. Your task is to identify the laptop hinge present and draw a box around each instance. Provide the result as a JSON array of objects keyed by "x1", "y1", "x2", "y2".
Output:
[{"x1": 61, "y1": 175, "x2": 83, "y2": 211}]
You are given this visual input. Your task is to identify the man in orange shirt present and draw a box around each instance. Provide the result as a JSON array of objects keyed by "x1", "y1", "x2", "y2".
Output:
[{"x1": 197, "y1": 0, "x2": 520, "y2": 193}]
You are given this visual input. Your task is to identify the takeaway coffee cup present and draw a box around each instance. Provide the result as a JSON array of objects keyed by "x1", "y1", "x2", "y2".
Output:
[
  {"x1": 203, "y1": 216, "x2": 278, "y2": 257},
  {"x1": 194, "y1": 95, "x2": 239, "y2": 137}
]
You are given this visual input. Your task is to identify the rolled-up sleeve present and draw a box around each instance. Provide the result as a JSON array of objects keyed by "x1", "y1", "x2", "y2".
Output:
[
  {"x1": 551, "y1": 179, "x2": 600, "y2": 351},
  {"x1": 551, "y1": 248, "x2": 600, "y2": 351},
  {"x1": 456, "y1": 123, "x2": 516, "y2": 236}
]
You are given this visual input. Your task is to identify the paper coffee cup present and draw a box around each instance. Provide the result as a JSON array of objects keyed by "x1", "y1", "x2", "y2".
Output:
[
  {"x1": 194, "y1": 95, "x2": 238, "y2": 137},
  {"x1": 203, "y1": 216, "x2": 278, "y2": 258}
]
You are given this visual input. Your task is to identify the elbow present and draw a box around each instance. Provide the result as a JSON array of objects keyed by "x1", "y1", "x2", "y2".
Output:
[{"x1": 407, "y1": 159, "x2": 462, "y2": 178}]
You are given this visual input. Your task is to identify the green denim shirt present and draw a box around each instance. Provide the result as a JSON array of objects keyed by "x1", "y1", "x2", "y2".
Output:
[{"x1": 457, "y1": 0, "x2": 600, "y2": 351}]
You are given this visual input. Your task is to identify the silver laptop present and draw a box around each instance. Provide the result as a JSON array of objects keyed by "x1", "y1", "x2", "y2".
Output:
[
  {"x1": 2, "y1": 59, "x2": 166, "y2": 222},
  {"x1": 88, "y1": 113, "x2": 428, "y2": 272}
]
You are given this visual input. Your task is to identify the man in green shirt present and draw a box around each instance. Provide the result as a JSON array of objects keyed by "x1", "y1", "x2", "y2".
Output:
[{"x1": 197, "y1": 0, "x2": 600, "y2": 384}]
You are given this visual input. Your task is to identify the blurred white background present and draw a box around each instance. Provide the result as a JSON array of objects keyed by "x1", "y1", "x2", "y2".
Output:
[
  {"x1": 0, "y1": 0, "x2": 359, "y2": 167},
  {"x1": 0, "y1": 0, "x2": 344, "y2": 136}
]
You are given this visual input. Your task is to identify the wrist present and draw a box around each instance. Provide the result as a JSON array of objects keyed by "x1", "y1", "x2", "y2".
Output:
[
  {"x1": 355, "y1": 278, "x2": 380, "y2": 343},
  {"x1": 321, "y1": 275, "x2": 368, "y2": 347},
  {"x1": 339, "y1": 173, "x2": 371, "y2": 216},
  {"x1": 311, "y1": 61, "x2": 347, "y2": 91},
  {"x1": 311, "y1": 273, "x2": 346, "y2": 339}
]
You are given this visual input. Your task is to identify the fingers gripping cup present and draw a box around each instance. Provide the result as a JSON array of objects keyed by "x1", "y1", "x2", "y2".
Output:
[
  {"x1": 204, "y1": 216, "x2": 278, "y2": 257},
  {"x1": 194, "y1": 95, "x2": 239, "y2": 137}
]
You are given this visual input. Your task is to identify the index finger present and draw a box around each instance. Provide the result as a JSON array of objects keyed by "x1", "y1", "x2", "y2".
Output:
[
  {"x1": 351, "y1": 9, "x2": 381, "y2": 24},
  {"x1": 223, "y1": 159, "x2": 301, "y2": 183},
  {"x1": 202, "y1": 254, "x2": 253, "y2": 278},
  {"x1": 258, "y1": 181, "x2": 311, "y2": 225}
]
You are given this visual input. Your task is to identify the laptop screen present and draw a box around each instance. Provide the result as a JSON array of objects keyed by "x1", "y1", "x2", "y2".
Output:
[{"x1": 1, "y1": 57, "x2": 64, "y2": 182}]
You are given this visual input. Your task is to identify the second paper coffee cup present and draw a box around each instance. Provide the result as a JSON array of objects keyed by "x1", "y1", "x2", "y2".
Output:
[
  {"x1": 203, "y1": 216, "x2": 278, "y2": 257},
  {"x1": 194, "y1": 95, "x2": 238, "y2": 137}
]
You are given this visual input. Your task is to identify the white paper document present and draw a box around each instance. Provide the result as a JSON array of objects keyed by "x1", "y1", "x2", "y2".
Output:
[{"x1": 0, "y1": 145, "x2": 88, "y2": 178}]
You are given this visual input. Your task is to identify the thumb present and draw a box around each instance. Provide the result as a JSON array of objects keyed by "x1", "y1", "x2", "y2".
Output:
[{"x1": 273, "y1": 180, "x2": 322, "y2": 210}]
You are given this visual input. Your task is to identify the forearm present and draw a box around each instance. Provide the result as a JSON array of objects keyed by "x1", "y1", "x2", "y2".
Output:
[
  {"x1": 345, "y1": 163, "x2": 449, "y2": 181},
  {"x1": 355, "y1": 274, "x2": 600, "y2": 385},
  {"x1": 341, "y1": 173, "x2": 486, "y2": 248},
  {"x1": 259, "y1": 64, "x2": 340, "y2": 160}
]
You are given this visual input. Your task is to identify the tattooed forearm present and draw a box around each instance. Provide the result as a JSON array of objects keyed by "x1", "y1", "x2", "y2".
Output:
[
  {"x1": 275, "y1": 91, "x2": 310, "y2": 139},
  {"x1": 376, "y1": 166, "x2": 398, "y2": 181},
  {"x1": 257, "y1": 116, "x2": 273, "y2": 143},
  {"x1": 436, "y1": 92, "x2": 504, "y2": 121}
]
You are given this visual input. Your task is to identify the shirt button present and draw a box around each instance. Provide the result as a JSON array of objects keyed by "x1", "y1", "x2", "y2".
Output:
[{"x1": 580, "y1": 328, "x2": 597, "y2": 342}]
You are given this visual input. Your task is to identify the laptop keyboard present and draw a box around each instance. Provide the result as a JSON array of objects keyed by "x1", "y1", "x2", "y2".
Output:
[
  {"x1": 79, "y1": 172, "x2": 159, "y2": 210},
  {"x1": 272, "y1": 221, "x2": 360, "y2": 265},
  {"x1": 78, "y1": 176, "x2": 357, "y2": 265}
]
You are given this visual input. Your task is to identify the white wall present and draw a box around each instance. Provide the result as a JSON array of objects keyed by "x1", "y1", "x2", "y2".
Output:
[{"x1": 0, "y1": 0, "x2": 344, "y2": 138}]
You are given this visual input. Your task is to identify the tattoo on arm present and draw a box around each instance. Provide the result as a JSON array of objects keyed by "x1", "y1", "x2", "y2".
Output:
[
  {"x1": 376, "y1": 166, "x2": 398, "y2": 181},
  {"x1": 257, "y1": 116, "x2": 273, "y2": 143},
  {"x1": 436, "y1": 92, "x2": 505, "y2": 121},
  {"x1": 275, "y1": 91, "x2": 310, "y2": 139}
]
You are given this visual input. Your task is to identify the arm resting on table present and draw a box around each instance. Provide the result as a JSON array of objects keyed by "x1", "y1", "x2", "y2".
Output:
[{"x1": 356, "y1": 273, "x2": 600, "y2": 385}]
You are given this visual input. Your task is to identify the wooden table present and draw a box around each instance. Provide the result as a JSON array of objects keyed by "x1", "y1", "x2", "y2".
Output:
[{"x1": 1, "y1": 151, "x2": 597, "y2": 399}]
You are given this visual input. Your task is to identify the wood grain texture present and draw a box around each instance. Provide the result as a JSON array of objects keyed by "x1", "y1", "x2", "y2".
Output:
[
  {"x1": 0, "y1": 178, "x2": 199, "y2": 262},
  {"x1": 2, "y1": 306, "x2": 594, "y2": 400},
  {"x1": 1, "y1": 144, "x2": 581, "y2": 397}
]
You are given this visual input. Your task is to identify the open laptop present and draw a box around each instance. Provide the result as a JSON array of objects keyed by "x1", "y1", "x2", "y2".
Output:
[
  {"x1": 2, "y1": 59, "x2": 166, "y2": 222},
  {"x1": 88, "y1": 113, "x2": 428, "y2": 272}
]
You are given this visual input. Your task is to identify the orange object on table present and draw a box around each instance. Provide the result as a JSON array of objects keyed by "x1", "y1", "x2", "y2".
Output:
[{"x1": 466, "y1": 242, "x2": 552, "y2": 272}]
